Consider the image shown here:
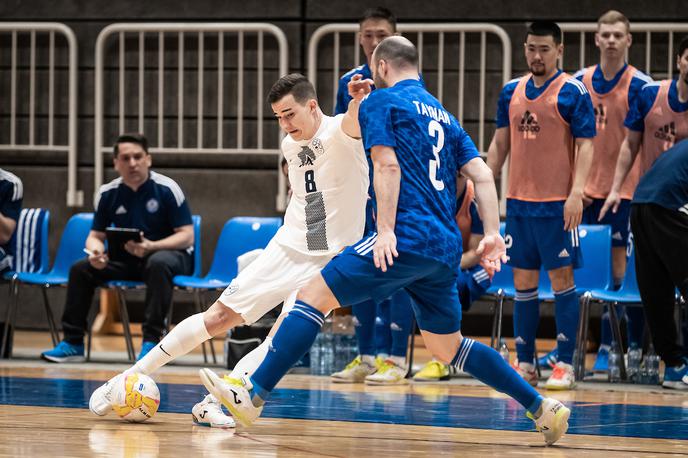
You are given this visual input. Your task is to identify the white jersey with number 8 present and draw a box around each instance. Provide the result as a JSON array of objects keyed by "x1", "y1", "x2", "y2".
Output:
[{"x1": 274, "y1": 114, "x2": 369, "y2": 256}]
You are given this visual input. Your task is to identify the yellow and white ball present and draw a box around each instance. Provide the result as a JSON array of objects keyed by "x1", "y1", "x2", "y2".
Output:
[{"x1": 111, "y1": 373, "x2": 160, "y2": 422}]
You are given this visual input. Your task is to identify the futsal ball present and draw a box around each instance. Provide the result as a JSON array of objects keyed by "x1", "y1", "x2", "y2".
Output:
[{"x1": 111, "y1": 373, "x2": 160, "y2": 422}]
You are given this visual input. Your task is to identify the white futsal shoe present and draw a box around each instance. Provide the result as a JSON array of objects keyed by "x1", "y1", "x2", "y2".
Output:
[
  {"x1": 199, "y1": 369, "x2": 263, "y2": 427},
  {"x1": 89, "y1": 373, "x2": 124, "y2": 416},
  {"x1": 331, "y1": 356, "x2": 378, "y2": 383},
  {"x1": 528, "y1": 397, "x2": 571, "y2": 445},
  {"x1": 545, "y1": 362, "x2": 576, "y2": 390},
  {"x1": 192, "y1": 394, "x2": 236, "y2": 429},
  {"x1": 364, "y1": 359, "x2": 409, "y2": 385}
]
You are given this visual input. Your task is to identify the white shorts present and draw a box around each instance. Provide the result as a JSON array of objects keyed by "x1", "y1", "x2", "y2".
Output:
[{"x1": 217, "y1": 238, "x2": 333, "y2": 324}]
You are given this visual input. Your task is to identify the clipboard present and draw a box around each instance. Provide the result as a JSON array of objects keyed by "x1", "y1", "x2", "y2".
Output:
[{"x1": 105, "y1": 227, "x2": 142, "y2": 262}]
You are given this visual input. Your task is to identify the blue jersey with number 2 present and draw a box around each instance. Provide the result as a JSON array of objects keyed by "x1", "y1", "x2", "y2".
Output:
[{"x1": 359, "y1": 79, "x2": 480, "y2": 268}]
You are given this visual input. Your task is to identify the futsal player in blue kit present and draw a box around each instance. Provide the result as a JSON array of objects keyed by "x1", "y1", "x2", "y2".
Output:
[{"x1": 200, "y1": 36, "x2": 571, "y2": 445}]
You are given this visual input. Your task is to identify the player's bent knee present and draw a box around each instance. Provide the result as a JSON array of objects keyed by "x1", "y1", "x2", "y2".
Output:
[
  {"x1": 203, "y1": 301, "x2": 245, "y2": 336},
  {"x1": 296, "y1": 274, "x2": 340, "y2": 315}
]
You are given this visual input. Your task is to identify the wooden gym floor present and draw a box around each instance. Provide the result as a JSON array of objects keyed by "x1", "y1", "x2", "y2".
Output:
[{"x1": 0, "y1": 331, "x2": 687, "y2": 457}]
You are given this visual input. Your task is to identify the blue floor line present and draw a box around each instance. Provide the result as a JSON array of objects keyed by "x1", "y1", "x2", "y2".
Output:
[{"x1": 1, "y1": 376, "x2": 686, "y2": 440}]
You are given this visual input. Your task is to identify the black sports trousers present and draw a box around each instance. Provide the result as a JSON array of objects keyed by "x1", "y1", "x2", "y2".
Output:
[{"x1": 630, "y1": 203, "x2": 688, "y2": 367}]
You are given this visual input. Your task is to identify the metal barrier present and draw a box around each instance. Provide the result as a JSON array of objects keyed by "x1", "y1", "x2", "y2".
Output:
[
  {"x1": 308, "y1": 23, "x2": 511, "y2": 153},
  {"x1": 559, "y1": 23, "x2": 688, "y2": 78},
  {"x1": 94, "y1": 23, "x2": 289, "y2": 208},
  {"x1": 0, "y1": 23, "x2": 81, "y2": 207},
  {"x1": 308, "y1": 23, "x2": 511, "y2": 210}
]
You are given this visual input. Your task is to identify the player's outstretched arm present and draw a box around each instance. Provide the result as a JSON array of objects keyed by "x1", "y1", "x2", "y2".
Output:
[
  {"x1": 599, "y1": 130, "x2": 642, "y2": 220},
  {"x1": 564, "y1": 138, "x2": 594, "y2": 231},
  {"x1": 486, "y1": 127, "x2": 510, "y2": 178},
  {"x1": 461, "y1": 157, "x2": 506, "y2": 271},
  {"x1": 341, "y1": 74, "x2": 373, "y2": 139},
  {"x1": 371, "y1": 145, "x2": 400, "y2": 272}
]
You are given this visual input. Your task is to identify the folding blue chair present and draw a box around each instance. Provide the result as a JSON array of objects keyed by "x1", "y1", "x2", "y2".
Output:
[
  {"x1": 97, "y1": 215, "x2": 202, "y2": 362},
  {"x1": 3, "y1": 213, "x2": 92, "y2": 358},
  {"x1": 172, "y1": 216, "x2": 282, "y2": 364},
  {"x1": 575, "y1": 236, "x2": 640, "y2": 380},
  {"x1": 1, "y1": 208, "x2": 51, "y2": 358}
]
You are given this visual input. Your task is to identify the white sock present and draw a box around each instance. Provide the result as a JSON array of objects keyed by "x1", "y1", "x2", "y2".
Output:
[
  {"x1": 388, "y1": 355, "x2": 407, "y2": 369},
  {"x1": 228, "y1": 336, "x2": 272, "y2": 379},
  {"x1": 361, "y1": 354, "x2": 376, "y2": 366},
  {"x1": 126, "y1": 313, "x2": 211, "y2": 376}
]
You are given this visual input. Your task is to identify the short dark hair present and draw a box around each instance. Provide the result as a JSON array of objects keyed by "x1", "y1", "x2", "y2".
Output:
[
  {"x1": 679, "y1": 36, "x2": 688, "y2": 58},
  {"x1": 373, "y1": 36, "x2": 418, "y2": 70},
  {"x1": 526, "y1": 21, "x2": 562, "y2": 45},
  {"x1": 360, "y1": 7, "x2": 397, "y2": 32},
  {"x1": 113, "y1": 133, "x2": 148, "y2": 157},
  {"x1": 267, "y1": 73, "x2": 317, "y2": 105}
]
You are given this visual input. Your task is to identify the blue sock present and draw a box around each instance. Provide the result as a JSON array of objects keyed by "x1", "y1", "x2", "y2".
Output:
[
  {"x1": 513, "y1": 288, "x2": 539, "y2": 364},
  {"x1": 554, "y1": 286, "x2": 578, "y2": 364},
  {"x1": 453, "y1": 337, "x2": 543, "y2": 414},
  {"x1": 389, "y1": 290, "x2": 414, "y2": 358},
  {"x1": 250, "y1": 301, "x2": 324, "y2": 400},
  {"x1": 625, "y1": 306, "x2": 645, "y2": 348},
  {"x1": 352, "y1": 300, "x2": 377, "y2": 356},
  {"x1": 375, "y1": 299, "x2": 392, "y2": 356}
]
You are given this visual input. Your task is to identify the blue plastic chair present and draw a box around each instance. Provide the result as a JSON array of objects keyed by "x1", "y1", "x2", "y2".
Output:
[
  {"x1": 97, "y1": 215, "x2": 202, "y2": 362},
  {"x1": 488, "y1": 224, "x2": 614, "y2": 354},
  {"x1": 1, "y1": 208, "x2": 51, "y2": 357},
  {"x1": 172, "y1": 216, "x2": 282, "y2": 363},
  {"x1": 5, "y1": 213, "x2": 92, "y2": 357},
  {"x1": 574, "y1": 238, "x2": 640, "y2": 380}
]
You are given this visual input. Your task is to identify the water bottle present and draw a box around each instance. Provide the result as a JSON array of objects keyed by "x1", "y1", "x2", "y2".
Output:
[
  {"x1": 322, "y1": 332, "x2": 335, "y2": 374},
  {"x1": 607, "y1": 343, "x2": 622, "y2": 383},
  {"x1": 499, "y1": 341, "x2": 510, "y2": 364},
  {"x1": 627, "y1": 346, "x2": 643, "y2": 383},
  {"x1": 646, "y1": 345, "x2": 661, "y2": 385},
  {"x1": 310, "y1": 331, "x2": 322, "y2": 375}
]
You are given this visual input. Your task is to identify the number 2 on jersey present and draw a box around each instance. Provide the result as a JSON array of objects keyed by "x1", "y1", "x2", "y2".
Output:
[{"x1": 428, "y1": 120, "x2": 445, "y2": 191}]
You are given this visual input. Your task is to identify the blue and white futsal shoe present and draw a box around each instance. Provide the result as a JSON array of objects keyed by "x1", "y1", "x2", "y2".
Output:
[{"x1": 199, "y1": 368, "x2": 262, "y2": 427}]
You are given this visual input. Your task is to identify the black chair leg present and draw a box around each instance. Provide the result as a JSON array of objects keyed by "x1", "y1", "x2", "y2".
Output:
[
  {"x1": 117, "y1": 289, "x2": 136, "y2": 362},
  {"x1": 608, "y1": 301, "x2": 627, "y2": 380},
  {"x1": 192, "y1": 290, "x2": 209, "y2": 364},
  {"x1": 490, "y1": 290, "x2": 505, "y2": 350},
  {"x1": 86, "y1": 328, "x2": 92, "y2": 362},
  {"x1": 406, "y1": 319, "x2": 417, "y2": 378},
  {"x1": 41, "y1": 285, "x2": 60, "y2": 346},
  {"x1": 574, "y1": 293, "x2": 591, "y2": 381},
  {"x1": 1, "y1": 276, "x2": 18, "y2": 359}
]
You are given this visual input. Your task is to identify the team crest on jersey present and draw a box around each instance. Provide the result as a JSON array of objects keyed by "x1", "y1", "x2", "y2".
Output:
[
  {"x1": 298, "y1": 138, "x2": 325, "y2": 167},
  {"x1": 146, "y1": 198, "x2": 159, "y2": 213},
  {"x1": 298, "y1": 146, "x2": 316, "y2": 166}
]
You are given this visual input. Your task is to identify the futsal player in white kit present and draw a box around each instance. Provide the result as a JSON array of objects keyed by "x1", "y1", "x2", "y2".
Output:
[{"x1": 88, "y1": 73, "x2": 373, "y2": 427}]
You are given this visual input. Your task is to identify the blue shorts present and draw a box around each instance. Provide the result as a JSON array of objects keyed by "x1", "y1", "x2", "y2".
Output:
[
  {"x1": 321, "y1": 234, "x2": 461, "y2": 334},
  {"x1": 505, "y1": 216, "x2": 582, "y2": 271},
  {"x1": 457, "y1": 265, "x2": 491, "y2": 311},
  {"x1": 582, "y1": 198, "x2": 631, "y2": 247}
]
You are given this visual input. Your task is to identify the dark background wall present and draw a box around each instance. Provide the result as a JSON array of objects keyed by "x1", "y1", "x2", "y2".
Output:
[{"x1": 0, "y1": 0, "x2": 684, "y2": 331}]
